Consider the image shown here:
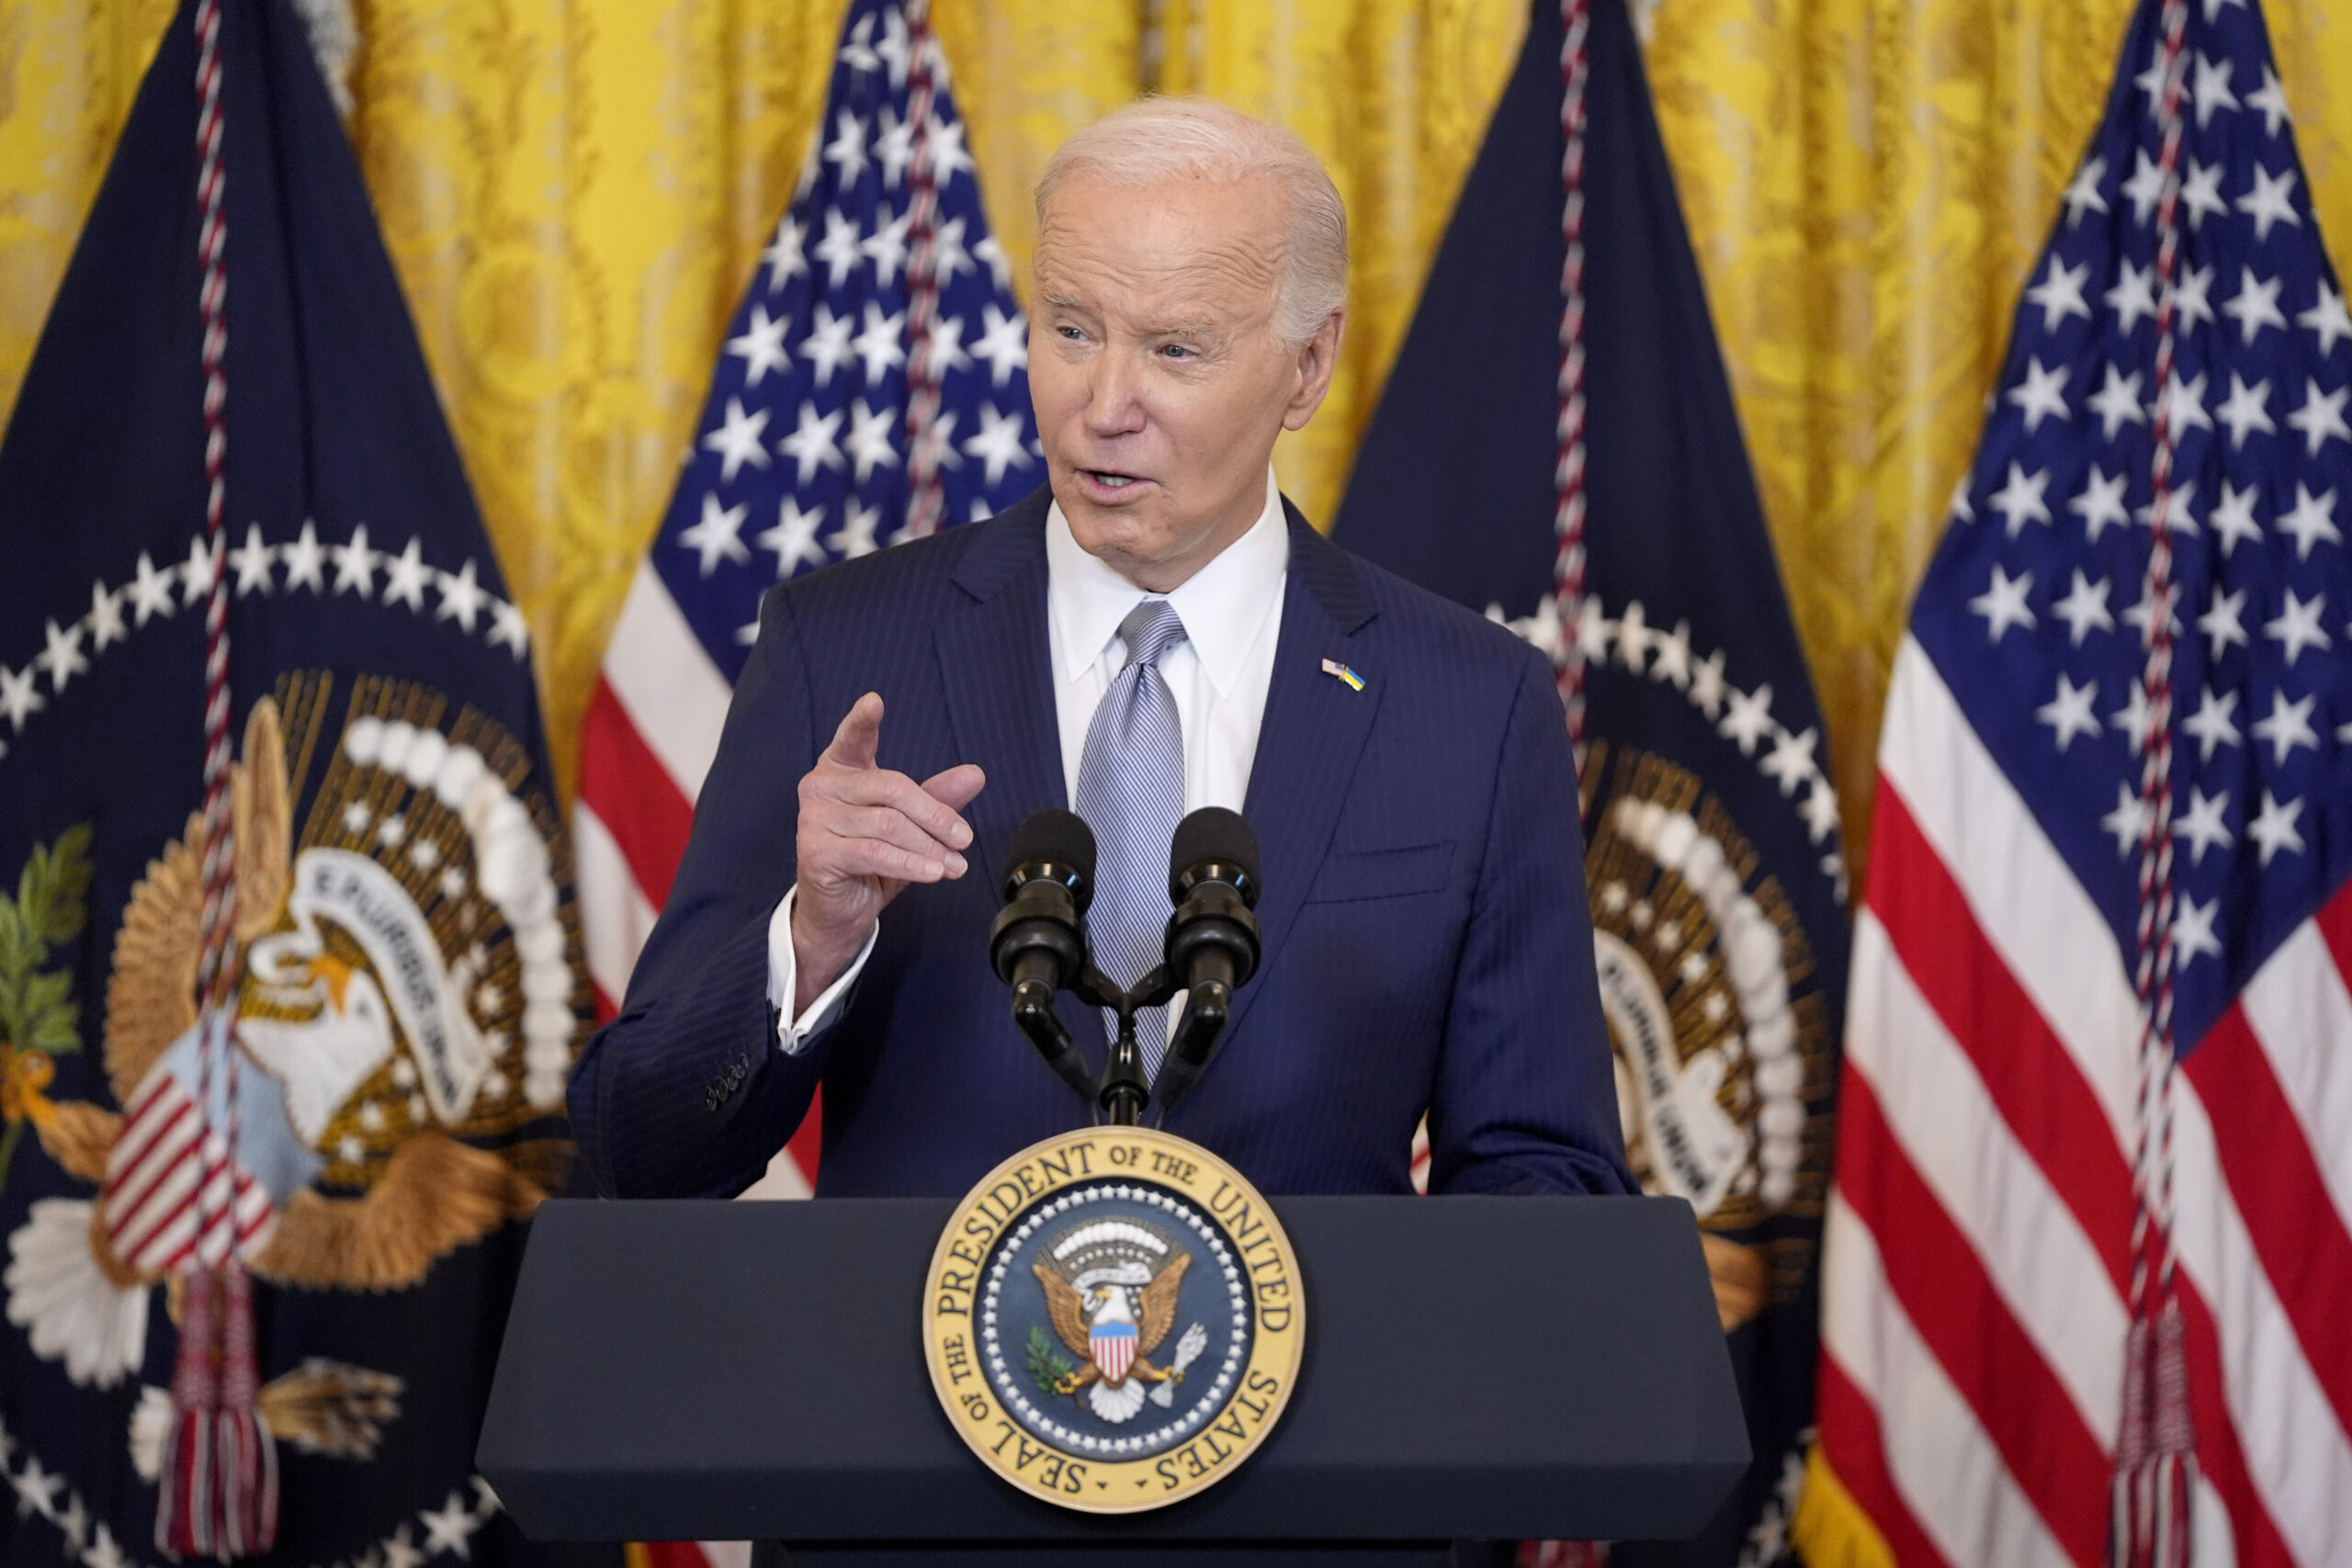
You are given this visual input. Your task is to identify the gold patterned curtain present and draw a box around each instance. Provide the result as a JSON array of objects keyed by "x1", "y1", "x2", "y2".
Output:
[{"x1": 5, "y1": 0, "x2": 2350, "y2": 845}]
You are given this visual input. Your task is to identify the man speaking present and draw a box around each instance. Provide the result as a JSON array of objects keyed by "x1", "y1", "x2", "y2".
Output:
[{"x1": 571, "y1": 99, "x2": 1630, "y2": 1201}]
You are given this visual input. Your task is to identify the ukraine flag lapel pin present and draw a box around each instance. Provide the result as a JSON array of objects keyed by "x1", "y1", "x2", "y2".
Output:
[{"x1": 1319, "y1": 658, "x2": 1365, "y2": 692}]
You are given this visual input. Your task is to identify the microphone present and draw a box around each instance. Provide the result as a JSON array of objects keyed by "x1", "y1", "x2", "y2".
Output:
[
  {"x1": 1154, "y1": 807, "x2": 1262, "y2": 1116},
  {"x1": 990, "y1": 809, "x2": 1099, "y2": 1103}
]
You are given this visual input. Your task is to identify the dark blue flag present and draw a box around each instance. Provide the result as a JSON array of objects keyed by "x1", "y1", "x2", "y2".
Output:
[
  {"x1": 1333, "y1": 0, "x2": 1849, "y2": 1561},
  {"x1": 0, "y1": 0, "x2": 606, "y2": 1561}
]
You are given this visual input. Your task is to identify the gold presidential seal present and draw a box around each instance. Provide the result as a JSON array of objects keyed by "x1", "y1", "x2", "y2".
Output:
[{"x1": 924, "y1": 1124, "x2": 1303, "y2": 1513}]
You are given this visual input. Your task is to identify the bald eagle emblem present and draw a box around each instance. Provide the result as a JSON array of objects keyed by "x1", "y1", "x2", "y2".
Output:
[
  {"x1": 0, "y1": 677, "x2": 582, "y2": 1419},
  {"x1": 1032, "y1": 1219, "x2": 1207, "y2": 1424}
]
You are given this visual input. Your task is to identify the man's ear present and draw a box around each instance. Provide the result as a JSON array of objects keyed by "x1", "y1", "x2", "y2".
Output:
[{"x1": 1282, "y1": 309, "x2": 1347, "y2": 432}]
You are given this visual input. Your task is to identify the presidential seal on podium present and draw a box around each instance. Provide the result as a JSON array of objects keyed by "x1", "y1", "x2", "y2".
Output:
[{"x1": 923, "y1": 1125, "x2": 1303, "y2": 1513}]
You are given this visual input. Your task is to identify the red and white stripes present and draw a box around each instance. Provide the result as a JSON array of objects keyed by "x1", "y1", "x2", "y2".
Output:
[
  {"x1": 576, "y1": 571, "x2": 732, "y2": 1020},
  {"x1": 574, "y1": 570, "x2": 817, "y2": 1199},
  {"x1": 100, "y1": 1071, "x2": 273, "y2": 1277},
  {"x1": 1815, "y1": 641, "x2": 2352, "y2": 1568},
  {"x1": 1551, "y1": 0, "x2": 1593, "y2": 761}
]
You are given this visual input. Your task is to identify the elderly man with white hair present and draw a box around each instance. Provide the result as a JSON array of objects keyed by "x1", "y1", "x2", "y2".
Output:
[{"x1": 571, "y1": 98, "x2": 1632, "y2": 1203}]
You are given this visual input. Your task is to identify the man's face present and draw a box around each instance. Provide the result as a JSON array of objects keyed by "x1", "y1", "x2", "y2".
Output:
[{"x1": 1029, "y1": 172, "x2": 1342, "y2": 592}]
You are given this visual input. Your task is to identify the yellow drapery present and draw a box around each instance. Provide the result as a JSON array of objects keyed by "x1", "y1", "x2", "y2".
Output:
[{"x1": 5, "y1": 0, "x2": 2350, "y2": 842}]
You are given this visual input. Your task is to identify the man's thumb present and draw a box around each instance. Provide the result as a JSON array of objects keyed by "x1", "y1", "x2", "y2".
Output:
[{"x1": 920, "y1": 762, "x2": 987, "y2": 811}]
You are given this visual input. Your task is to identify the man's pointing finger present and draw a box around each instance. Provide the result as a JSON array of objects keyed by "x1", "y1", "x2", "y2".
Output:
[{"x1": 825, "y1": 692, "x2": 885, "y2": 770}]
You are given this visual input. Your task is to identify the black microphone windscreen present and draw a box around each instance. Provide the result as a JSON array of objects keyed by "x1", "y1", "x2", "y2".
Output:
[
  {"x1": 1170, "y1": 807, "x2": 1260, "y2": 895},
  {"x1": 1010, "y1": 807, "x2": 1097, "y2": 884}
]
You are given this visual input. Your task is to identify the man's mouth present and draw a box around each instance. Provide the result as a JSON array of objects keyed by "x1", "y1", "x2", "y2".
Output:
[{"x1": 1085, "y1": 469, "x2": 1140, "y2": 490}]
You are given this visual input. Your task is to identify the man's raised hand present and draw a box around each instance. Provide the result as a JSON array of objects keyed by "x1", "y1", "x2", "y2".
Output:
[{"x1": 791, "y1": 693, "x2": 986, "y2": 1013}]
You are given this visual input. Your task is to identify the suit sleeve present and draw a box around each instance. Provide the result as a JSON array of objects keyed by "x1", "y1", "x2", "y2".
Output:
[
  {"x1": 568, "y1": 587, "x2": 838, "y2": 1198},
  {"x1": 1425, "y1": 645, "x2": 1635, "y2": 1196}
]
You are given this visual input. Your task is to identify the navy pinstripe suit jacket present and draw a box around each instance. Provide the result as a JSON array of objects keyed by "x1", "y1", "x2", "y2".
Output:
[{"x1": 570, "y1": 489, "x2": 1633, "y2": 1200}]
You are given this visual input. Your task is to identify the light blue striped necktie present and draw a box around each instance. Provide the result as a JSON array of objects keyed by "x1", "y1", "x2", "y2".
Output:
[{"x1": 1073, "y1": 598, "x2": 1189, "y2": 1079}]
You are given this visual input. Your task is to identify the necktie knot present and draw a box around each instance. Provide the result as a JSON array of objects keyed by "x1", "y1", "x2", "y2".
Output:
[{"x1": 1117, "y1": 599, "x2": 1188, "y2": 671}]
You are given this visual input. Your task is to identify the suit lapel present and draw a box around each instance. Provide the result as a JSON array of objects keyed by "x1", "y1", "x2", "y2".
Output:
[
  {"x1": 935, "y1": 496, "x2": 1067, "y2": 862},
  {"x1": 933, "y1": 500, "x2": 1114, "y2": 1077},
  {"x1": 1221, "y1": 510, "x2": 1382, "y2": 1053}
]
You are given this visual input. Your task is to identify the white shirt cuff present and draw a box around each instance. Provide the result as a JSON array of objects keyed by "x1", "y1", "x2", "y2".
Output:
[{"x1": 765, "y1": 886, "x2": 878, "y2": 1055}]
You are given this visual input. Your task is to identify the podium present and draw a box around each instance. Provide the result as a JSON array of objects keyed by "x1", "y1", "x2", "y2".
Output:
[{"x1": 479, "y1": 1195, "x2": 1747, "y2": 1562}]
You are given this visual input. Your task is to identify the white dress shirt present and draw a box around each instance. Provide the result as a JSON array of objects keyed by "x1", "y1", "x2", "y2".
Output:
[{"x1": 763, "y1": 471, "x2": 1292, "y2": 1051}]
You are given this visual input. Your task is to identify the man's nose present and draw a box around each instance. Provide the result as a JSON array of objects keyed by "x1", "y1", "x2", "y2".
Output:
[{"x1": 1083, "y1": 352, "x2": 1148, "y2": 438}]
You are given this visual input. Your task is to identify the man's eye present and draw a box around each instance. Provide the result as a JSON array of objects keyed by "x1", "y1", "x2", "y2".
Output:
[
  {"x1": 1057, "y1": 325, "x2": 1086, "y2": 342},
  {"x1": 1159, "y1": 344, "x2": 1193, "y2": 360}
]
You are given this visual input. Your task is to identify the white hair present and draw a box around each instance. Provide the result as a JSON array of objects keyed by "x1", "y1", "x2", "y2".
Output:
[{"x1": 1036, "y1": 97, "x2": 1348, "y2": 348}]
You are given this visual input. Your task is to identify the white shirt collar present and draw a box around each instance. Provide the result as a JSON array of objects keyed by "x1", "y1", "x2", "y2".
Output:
[{"x1": 1045, "y1": 468, "x2": 1290, "y2": 699}]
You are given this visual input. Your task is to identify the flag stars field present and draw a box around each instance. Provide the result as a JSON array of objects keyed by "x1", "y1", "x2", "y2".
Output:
[
  {"x1": 2221, "y1": 266, "x2": 2287, "y2": 341},
  {"x1": 2285, "y1": 377, "x2": 2349, "y2": 454},
  {"x1": 1918, "y1": 0, "x2": 2352, "y2": 1068},
  {"x1": 2027, "y1": 259, "x2": 2093, "y2": 331},
  {"x1": 615, "y1": 0, "x2": 1047, "y2": 705},
  {"x1": 2071, "y1": 466, "x2": 2130, "y2": 537},
  {"x1": 2183, "y1": 686, "x2": 2243, "y2": 759},
  {"x1": 2215, "y1": 372, "x2": 2275, "y2": 446},
  {"x1": 2301, "y1": 282, "x2": 2352, "y2": 353},
  {"x1": 2052, "y1": 568, "x2": 2117, "y2": 643},
  {"x1": 2088, "y1": 365, "x2": 2148, "y2": 436},
  {"x1": 2039, "y1": 671, "x2": 2103, "y2": 750}
]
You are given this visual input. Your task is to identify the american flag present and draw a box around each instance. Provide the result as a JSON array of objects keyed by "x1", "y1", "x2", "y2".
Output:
[
  {"x1": 573, "y1": 0, "x2": 1038, "y2": 1199},
  {"x1": 1815, "y1": 0, "x2": 2352, "y2": 1562}
]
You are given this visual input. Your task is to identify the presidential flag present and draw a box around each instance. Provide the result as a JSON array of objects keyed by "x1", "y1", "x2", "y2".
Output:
[
  {"x1": 573, "y1": 0, "x2": 1039, "y2": 1200},
  {"x1": 1332, "y1": 1, "x2": 1848, "y2": 1563},
  {"x1": 1806, "y1": 0, "x2": 2352, "y2": 1562},
  {"x1": 0, "y1": 0, "x2": 603, "y2": 1560}
]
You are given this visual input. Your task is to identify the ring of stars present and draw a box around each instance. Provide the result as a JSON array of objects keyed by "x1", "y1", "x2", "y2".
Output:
[{"x1": 0, "y1": 524, "x2": 531, "y2": 761}]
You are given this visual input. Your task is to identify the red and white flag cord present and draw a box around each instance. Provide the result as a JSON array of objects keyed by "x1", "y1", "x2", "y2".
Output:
[
  {"x1": 157, "y1": 0, "x2": 277, "y2": 1555},
  {"x1": 1551, "y1": 0, "x2": 1593, "y2": 770},
  {"x1": 899, "y1": 0, "x2": 948, "y2": 541},
  {"x1": 2113, "y1": 2, "x2": 2199, "y2": 1564},
  {"x1": 1532, "y1": 12, "x2": 1601, "y2": 1567}
]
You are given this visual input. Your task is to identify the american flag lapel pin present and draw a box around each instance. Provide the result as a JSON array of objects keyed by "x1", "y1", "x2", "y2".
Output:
[{"x1": 1320, "y1": 658, "x2": 1365, "y2": 692}]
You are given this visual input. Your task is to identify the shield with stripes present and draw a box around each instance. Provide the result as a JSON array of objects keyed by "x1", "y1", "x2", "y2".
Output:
[{"x1": 1090, "y1": 1314, "x2": 1138, "y2": 1385}]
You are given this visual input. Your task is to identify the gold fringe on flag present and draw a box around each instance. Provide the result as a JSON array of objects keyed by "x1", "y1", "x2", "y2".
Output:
[{"x1": 1788, "y1": 1444, "x2": 1895, "y2": 1568}]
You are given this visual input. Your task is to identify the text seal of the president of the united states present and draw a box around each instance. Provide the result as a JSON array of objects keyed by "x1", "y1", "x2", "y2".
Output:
[{"x1": 924, "y1": 1125, "x2": 1304, "y2": 1512}]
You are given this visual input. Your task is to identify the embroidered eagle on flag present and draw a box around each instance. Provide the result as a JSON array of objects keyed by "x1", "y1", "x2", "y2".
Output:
[{"x1": 1031, "y1": 1220, "x2": 1205, "y2": 1424}]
